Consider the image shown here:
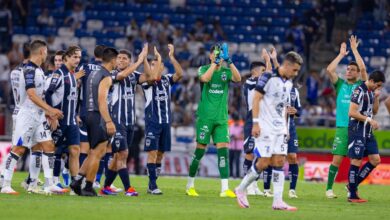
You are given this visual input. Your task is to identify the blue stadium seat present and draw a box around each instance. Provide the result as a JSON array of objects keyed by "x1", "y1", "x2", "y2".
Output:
[
  {"x1": 41, "y1": 27, "x2": 57, "y2": 36},
  {"x1": 26, "y1": 27, "x2": 40, "y2": 35}
]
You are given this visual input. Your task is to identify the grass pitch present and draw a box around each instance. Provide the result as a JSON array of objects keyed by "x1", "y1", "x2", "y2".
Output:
[{"x1": 0, "y1": 172, "x2": 389, "y2": 220}]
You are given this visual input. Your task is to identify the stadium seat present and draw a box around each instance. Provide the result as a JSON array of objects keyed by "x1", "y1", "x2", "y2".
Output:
[
  {"x1": 87, "y1": 19, "x2": 104, "y2": 32},
  {"x1": 114, "y1": 38, "x2": 127, "y2": 49},
  {"x1": 239, "y1": 42, "x2": 256, "y2": 53},
  {"x1": 247, "y1": 52, "x2": 260, "y2": 63},
  {"x1": 12, "y1": 34, "x2": 29, "y2": 45},
  {"x1": 80, "y1": 37, "x2": 97, "y2": 49},
  {"x1": 370, "y1": 56, "x2": 387, "y2": 69},
  {"x1": 30, "y1": 35, "x2": 46, "y2": 41},
  {"x1": 228, "y1": 42, "x2": 239, "y2": 54},
  {"x1": 61, "y1": 36, "x2": 80, "y2": 47},
  {"x1": 58, "y1": 27, "x2": 75, "y2": 37}
]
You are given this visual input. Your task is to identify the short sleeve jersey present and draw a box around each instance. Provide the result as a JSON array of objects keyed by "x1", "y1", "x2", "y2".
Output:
[{"x1": 334, "y1": 78, "x2": 362, "y2": 127}]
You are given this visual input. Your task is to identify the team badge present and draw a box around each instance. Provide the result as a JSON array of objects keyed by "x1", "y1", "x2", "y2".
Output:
[
  {"x1": 145, "y1": 138, "x2": 151, "y2": 147},
  {"x1": 200, "y1": 132, "x2": 205, "y2": 140},
  {"x1": 221, "y1": 73, "x2": 227, "y2": 81}
]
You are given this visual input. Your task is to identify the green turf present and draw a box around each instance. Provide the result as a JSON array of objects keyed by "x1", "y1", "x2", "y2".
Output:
[{"x1": 0, "y1": 172, "x2": 389, "y2": 220}]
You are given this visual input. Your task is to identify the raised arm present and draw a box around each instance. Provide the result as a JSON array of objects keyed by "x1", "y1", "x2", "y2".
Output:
[
  {"x1": 269, "y1": 46, "x2": 280, "y2": 69},
  {"x1": 350, "y1": 35, "x2": 368, "y2": 81},
  {"x1": 251, "y1": 91, "x2": 263, "y2": 137},
  {"x1": 220, "y1": 43, "x2": 241, "y2": 82},
  {"x1": 373, "y1": 90, "x2": 380, "y2": 115},
  {"x1": 326, "y1": 42, "x2": 349, "y2": 84},
  {"x1": 116, "y1": 44, "x2": 148, "y2": 81},
  {"x1": 168, "y1": 44, "x2": 183, "y2": 82},
  {"x1": 262, "y1": 48, "x2": 272, "y2": 72}
]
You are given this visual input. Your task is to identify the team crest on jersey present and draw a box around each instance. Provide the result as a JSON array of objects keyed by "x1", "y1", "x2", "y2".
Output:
[
  {"x1": 115, "y1": 139, "x2": 120, "y2": 148},
  {"x1": 354, "y1": 147, "x2": 360, "y2": 155},
  {"x1": 221, "y1": 73, "x2": 227, "y2": 81},
  {"x1": 275, "y1": 102, "x2": 284, "y2": 116},
  {"x1": 145, "y1": 138, "x2": 151, "y2": 147},
  {"x1": 200, "y1": 132, "x2": 205, "y2": 140}
]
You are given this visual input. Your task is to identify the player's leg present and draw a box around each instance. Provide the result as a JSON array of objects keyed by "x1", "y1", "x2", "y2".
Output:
[
  {"x1": 61, "y1": 153, "x2": 70, "y2": 187},
  {"x1": 357, "y1": 136, "x2": 380, "y2": 185},
  {"x1": 263, "y1": 165, "x2": 273, "y2": 197},
  {"x1": 118, "y1": 149, "x2": 137, "y2": 196},
  {"x1": 66, "y1": 125, "x2": 80, "y2": 183},
  {"x1": 101, "y1": 150, "x2": 118, "y2": 195},
  {"x1": 347, "y1": 132, "x2": 367, "y2": 202},
  {"x1": 22, "y1": 144, "x2": 42, "y2": 191},
  {"x1": 79, "y1": 117, "x2": 89, "y2": 167},
  {"x1": 53, "y1": 146, "x2": 64, "y2": 187},
  {"x1": 0, "y1": 146, "x2": 26, "y2": 194},
  {"x1": 287, "y1": 131, "x2": 299, "y2": 198},
  {"x1": 156, "y1": 151, "x2": 164, "y2": 179},
  {"x1": 144, "y1": 123, "x2": 161, "y2": 194}
]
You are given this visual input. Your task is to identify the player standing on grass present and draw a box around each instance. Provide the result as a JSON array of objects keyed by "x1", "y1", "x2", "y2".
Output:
[
  {"x1": 235, "y1": 51, "x2": 302, "y2": 210},
  {"x1": 325, "y1": 36, "x2": 368, "y2": 198},
  {"x1": 186, "y1": 43, "x2": 241, "y2": 198},
  {"x1": 142, "y1": 45, "x2": 183, "y2": 195},
  {"x1": 347, "y1": 71, "x2": 385, "y2": 203}
]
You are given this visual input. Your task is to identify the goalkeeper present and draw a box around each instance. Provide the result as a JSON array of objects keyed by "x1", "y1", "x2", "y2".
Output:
[{"x1": 186, "y1": 43, "x2": 241, "y2": 197}]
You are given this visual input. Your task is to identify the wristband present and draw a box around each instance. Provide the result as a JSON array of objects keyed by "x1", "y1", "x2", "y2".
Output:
[
  {"x1": 226, "y1": 58, "x2": 233, "y2": 65},
  {"x1": 365, "y1": 117, "x2": 372, "y2": 123},
  {"x1": 253, "y1": 118, "x2": 260, "y2": 123}
]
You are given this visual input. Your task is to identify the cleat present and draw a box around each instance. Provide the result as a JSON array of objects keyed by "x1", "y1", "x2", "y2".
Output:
[
  {"x1": 220, "y1": 189, "x2": 236, "y2": 198},
  {"x1": 263, "y1": 190, "x2": 274, "y2": 197},
  {"x1": 27, "y1": 185, "x2": 45, "y2": 194},
  {"x1": 80, "y1": 188, "x2": 98, "y2": 197},
  {"x1": 46, "y1": 185, "x2": 67, "y2": 194},
  {"x1": 110, "y1": 184, "x2": 123, "y2": 193},
  {"x1": 69, "y1": 189, "x2": 76, "y2": 196},
  {"x1": 235, "y1": 188, "x2": 249, "y2": 208},
  {"x1": 147, "y1": 188, "x2": 163, "y2": 195},
  {"x1": 93, "y1": 181, "x2": 101, "y2": 189},
  {"x1": 0, "y1": 186, "x2": 19, "y2": 195},
  {"x1": 247, "y1": 181, "x2": 264, "y2": 196},
  {"x1": 21, "y1": 179, "x2": 29, "y2": 191},
  {"x1": 289, "y1": 190, "x2": 298, "y2": 198},
  {"x1": 56, "y1": 183, "x2": 70, "y2": 193},
  {"x1": 125, "y1": 187, "x2": 139, "y2": 196},
  {"x1": 185, "y1": 187, "x2": 199, "y2": 197},
  {"x1": 70, "y1": 180, "x2": 82, "y2": 196},
  {"x1": 37, "y1": 179, "x2": 44, "y2": 186},
  {"x1": 326, "y1": 189, "x2": 337, "y2": 199},
  {"x1": 272, "y1": 201, "x2": 298, "y2": 211},
  {"x1": 99, "y1": 186, "x2": 118, "y2": 195},
  {"x1": 348, "y1": 197, "x2": 367, "y2": 203}
]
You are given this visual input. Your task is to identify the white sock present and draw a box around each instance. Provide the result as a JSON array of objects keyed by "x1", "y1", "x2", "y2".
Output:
[
  {"x1": 187, "y1": 177, "x2": 195, "y2": 189},
  {"x1": 42, "y1": 152, "x2": 54, "y2": 187},
  {"x1": 53, "y1": 176, "x2": 60, "y2": 185},
  {"x1": 238, "y1": 168, "x2": 260, "y2": 191},
  {"x1": 221, "y1": 179, "x2": 229, "y2": 192},
  {"x1": 272, "y1": 168, "x2": 285, "y2": 204},
  {"x1": 62, "y1": 168, "x2": 69, "y2": 174},
  {"x1": 29, "y1": 151, "x2": 42, "y2": 181},
  {"x1": 2, "y1": 152, "x2": 20, "y2": 187}
]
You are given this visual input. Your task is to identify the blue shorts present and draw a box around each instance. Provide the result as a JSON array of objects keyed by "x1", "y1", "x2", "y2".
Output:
[
  {"x1": 287, "y1": 130, "x2": 299, "y2": 154},
  {"x1": 348, "y1": 130, "x2": 378, "y2": 159},
  {"x1": 79, "y1": 116, "x2": 88, "y2": 143},
  {"x1": 243, "y1": 123, "x2": 254, "y2": 154},
  {"x1": 144, "y1": 122, "x2": 171, "y2": 152},
  {"x1": 111, "y1": 123, "x2": 134, "y2": 153},
  {"x1": 52, "y1": 124, "x2": 80, "y2": 147}
]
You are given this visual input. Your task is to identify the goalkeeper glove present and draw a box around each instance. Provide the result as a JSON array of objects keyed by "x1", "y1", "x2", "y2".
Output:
[{"x1": 221, "y1": 43, "x2": 232, "y2": 64}]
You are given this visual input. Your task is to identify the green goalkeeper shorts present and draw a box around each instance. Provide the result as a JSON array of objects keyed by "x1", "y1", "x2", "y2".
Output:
[
  {"x1": 196, "y1": 118, "x2": 230, "y2": 145},
  {"x1": 331, "y1": 127, "x2": 349, "y2": 156}
]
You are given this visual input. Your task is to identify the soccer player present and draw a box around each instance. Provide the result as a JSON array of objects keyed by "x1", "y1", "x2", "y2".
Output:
[
  {"x1": 45, "y1": 46, "x2": 83, "y2": 192},
  {"x1": 143, "y1": 44, "x2": 183, "y2": 195},
  {"x1": 100, "y1": 47, "x2": 153, "y2": 196},
  {"x1": 235, "y1": 51, "x2": 303, "y2": 210},
  {"x1": 325, "y1": 36, "x2": 368, "y2": 198},
  {"x1": 0, "y1": 40, "x2": 64, "y2": 194},
  {"x1": 242, "y1": 49, "x2": 272, "y2": 196},
  {"x1": 186, "y1": 43, "x2": 241, "y2": 197},
  {"x1": 347, "y1": 70, "x2": 385, "y2": 202}
]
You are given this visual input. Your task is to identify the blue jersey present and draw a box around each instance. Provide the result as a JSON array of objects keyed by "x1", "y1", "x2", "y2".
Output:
[
  {"x1": 110, "y1": 70, "x2": 141, "y2": 126},
  {"x1": 45, "y1": 64, "x2": 78, "y2": 126},
  {"x1": 243, "y1": 76, "x2": 258, "y2": 129},
  {"x1": 78, "y1": 60, "x2": 102, "y2": 118},
  {"x1": 142, "y1": 74, "x2": 175, "y2": 124},
  {"x1": 349, "y1": 82, "x2": 374, "y2": 136},
  {"x1": 288, "y1": 87, "x2": 302, "y2": 131}
]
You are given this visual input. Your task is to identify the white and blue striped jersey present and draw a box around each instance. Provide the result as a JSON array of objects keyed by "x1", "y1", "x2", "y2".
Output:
[
  {"x1": 78, "y1": 60, "x2": 102, "y2": 118},
  {"x1": 287, "y1": 87, "x2": 301, "y2": 130},
  {"x1": 10, "y1": 63, "x2": 27, "y2": 115},
  {"x1": 22, "y1": 61, "x2": 47, "y2": 114},
  {"x1": 243, "y1": 76, "x2": 258, "y2": 128},
  {"x1": 349, "y1": 82, "x2": 374, "y2": 136},
  {"x1": 110, "y1": 70, "x2": 141, "y2": 126},
  {"x1": 142, "y1": 74, "x2": 175, "y2": 124},
  {"x1": 45, "y1": 64, "x2": 78, "y2": 125}
]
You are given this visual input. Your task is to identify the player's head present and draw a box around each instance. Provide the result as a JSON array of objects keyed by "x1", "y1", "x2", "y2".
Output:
[
  {"x1": 209, "y1": 44, "x2": 222, "y2": 64},
  {"x1": 94, "y1": 44, "x2": 106, "y2": 61},
  {"x1": 30, "y1": 40, "x2": 48, "y2": 64},
  {"x1": 345, "y1": 61, "x2": 360, "y2": 80},
  {"x1": 102, "y1": 47, "x2": 119, "y2": 70},
  {"x1": 281, "y1": 51, "x2": 303, "y2": 79},
  {"x1": 54, "y1": 50, "x2": 65, "y2": 69},
  {"x1": 64, "y1": 46, "x2": 81, "y2": 70},
  {"x1": 367, "y1": 70, "x2": 386, "y2": 91},
  {"x1": 250, "y1": 61, "x2": 266, "y2": 77},
  {"x1": 22, "y1": 42, "x2": 30, "y2": 60},
  {"x1": 117, "y1": 49, "x2": 132, "y2": 71}
]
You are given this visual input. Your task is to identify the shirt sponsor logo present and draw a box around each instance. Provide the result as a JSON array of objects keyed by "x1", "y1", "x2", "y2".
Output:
[{"x1": 209, "y1": 89, "x2": 223, "y2": 94}]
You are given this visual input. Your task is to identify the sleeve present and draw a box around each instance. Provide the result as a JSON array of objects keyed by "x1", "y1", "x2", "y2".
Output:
[
  {"x1": 24, "y1": 67, "x2": 36, "y2": 90},
  {"x1": 45, "y1": 72, "x2": 62, "y2": 106},
  {"x1": 333, "y1": 77, "x2": 344, "y2": 95},
  {"x1": 133, "y1": 71, "x2": 141, "y2": 84},
  {"x1": 197, "y1": 65, "x2": 208, "y2": 77},
  {"x1": 255, "y1": 72, "x2": 272, "y2": 94},
  {"x1": 351, "y1": 87, "x2": 363, "y2": 105},
  {"x1": 225, "y1": 67, "x2": 232, "y2": 82},
  {"x1": 294, "y1": 88, "x2": 302, "y2": 117}
]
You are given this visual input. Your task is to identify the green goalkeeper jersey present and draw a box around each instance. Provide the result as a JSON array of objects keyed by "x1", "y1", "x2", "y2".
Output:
[
  {"x1": 197, "y1": 64, "x2": 232, "y2": 121},
  {"x1": 334, "y1": 77, "x2": 362, "y2": 127}
]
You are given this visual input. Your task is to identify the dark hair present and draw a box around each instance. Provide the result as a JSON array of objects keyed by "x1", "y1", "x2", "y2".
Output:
[
  {"x1": 284, "y1": 51, "x2": 303, "y2": 66},
  {"x1": 22, "y1": 42, "x2": 30, "y2": 59},
  {"x1": 102, "y1": 47, "x2": 119, "y2": 63},
  {"x1": 55, "y1": 50, "x2": 65, "y2": 57},
  {"x1": 210, "y1": 44, "x2": 221, "y2": 53},
  {"x1": 250, "y1": 61, "x2": 265, "y2": 71},
  {"x1": 30, "y1": 40, "x2": 47, "y2": 53},
  {"x1": 94, "y1": 45, "x2": 106, "y2": 58},
  {"x1": 118, "y1": 49, "x2": 132, "y2": 60},
  {"x1": 369, "y1": 70, "x2": 386, "y2": 83},
  {"x1": 348, "y1": 61, "x2": 360, "y2": 71},
  {"x1": 64, "y1": 46, "x2": 81, "y2": 59}
]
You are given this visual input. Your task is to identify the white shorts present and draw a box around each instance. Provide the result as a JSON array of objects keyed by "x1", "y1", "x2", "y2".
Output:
[
  {"x1": 253, "y1": 132, "x2": 288, "y2": 158},
  {"x1": 12, "y1": 111, "x2": 52, "y2": 148}
]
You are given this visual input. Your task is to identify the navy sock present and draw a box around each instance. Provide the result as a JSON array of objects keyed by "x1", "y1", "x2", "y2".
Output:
[
  {"x1": 85, "y1": 181, "x2": 93, "y2": 190},
  {"x1": 357, "y1": 162, "x2": 375, "y2": 185},
  {"x1": 104, "y1": 169, "x2": 118, "y2": 188},
  {"x1": 26, "y1": 174, "x2": 31, "y2": 184},
  {"x1": 53, "y1": 154, "x2": 62, "y2": 177},
  {"x1": 147, "y1": 163, "x2": 157, "y2": 190},
  {"x1": 96, "y1": 159, "x2": 105, "y2": 183},
  {"x1": 104, "y1": 152, "x2": 113, "y2": 176},
  {"x1": 79, "y1": 153, "x2": 87, "y2": 167},
  {"x1": 289, "y1": 164, "x2": 299, "y2": 190},
  {"x1": 348, "y1": 165, "x2": 360, "y2": 198},
  {"x1": 243, "y1": 158, "x2": 252, "y2": 175},
  {"x1": 64, "y1": 155, "x2": 69, "y2": 170},
  {"x1": 118, "y1": 168, "x2": 130, "y2": 190},
  {"x1": 263, "y1": 166, "x2": 272, "y2": 190}
]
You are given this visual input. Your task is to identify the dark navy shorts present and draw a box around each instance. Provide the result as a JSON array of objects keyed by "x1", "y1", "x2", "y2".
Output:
[
  {"x1": 348, "y1": 129, "x2": 378, "y2": 159},
  {"x1": 52, "y1": 124, "x2": 80, "y2": 147},
  {"x1": 144, "y1": 122, "x2": 171, "y2": 152},
  {"x1": 287, "y1": 129, "x2": 299, "y2": 154},
  {"x1": 111, "y1": 123, "x2": 134, "y2": 153},
  {"x1": 79, "y1": 116, "x2": 88, "y2": 143},
  {"x1": 243, "y1": 123, "x2": 254, "y2": 154},
  {"x1": 86, "y1": 111, "x2": 110, "y2": 149}
]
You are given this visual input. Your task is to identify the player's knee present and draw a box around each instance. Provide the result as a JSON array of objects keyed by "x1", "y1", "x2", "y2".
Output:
[
  {"x1": 12, "y1": 147, "x2": 25, "y2": 157},
  {"x1": 196, "y1": 143, "x2": 207, "y2": 149},
  {"x1": 69, "y1": 146, "x2": 80, "y2": 157},
  {"x1": 147, "y1": 151, "x2": 158, "y2": 162},
  {"x1": 41, "y1": 141, "x2": 55, "y2": 152},
  {"x1": 287, "y1": 154, "x2": 297, "y2": 164},
  {"x1": 245, "y1": 153, "x2": 254, "y2": 160},
  {"x1": 31, "y1": 144, "x2": 42, "y2": 152},
  {"x1": 118, "y1": 150, "x2": 128, "y2": 161},
  {"x1": 370, "y1": 156, "x2": 381, "y2": 167}
]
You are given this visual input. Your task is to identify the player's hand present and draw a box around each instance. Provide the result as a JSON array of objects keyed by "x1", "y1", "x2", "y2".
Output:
[
  {"x1": 168, "y1": 44, "x2": 175, "y2": 59},
  {"x1": 106, "y1": 121, "x2": 116, "y2": 136},
  {"x1": 261, "y1": 48, "x2": 270, "y2": 63},
  {"x1": 349, "y1": 35, "x2": 359, "y2": 51},
  {"x1": 287, "y1": 106, "x2": 297, "y2": 115},
  {"x1": 221, "y1": 43, "x2": 232, "y2": 64},
  {"x1": 46, "y1": 107, "x2": 64, "y2": 120},
  {"x1": 76, "y1": 115, "x2": 82, "y2": 126},
  {"x1": 154, "y1": 46, "x2": 162, "y2": 61},
  {"x1": 48, "y1": 118, "x2": 59, "y2": 131},
  {"x1": 138, "y1": 44, "x2": 148, "y2": 62},
  {"x1": 252, "y1": 123, "x2": 261, "y2": 138},
  {"x1": 370, "y1": 119, "x2": 379, "y2": 130},
  {"x1": 75, "y1": 69, "x2": 85, "y2": 80},
  {"x1": 270, "y1": 46, "x2": 278, "y2": 60},
  {"x1": 339, "y1": 42, "x2": 349, "y2": 57},
  {"x1": 374, "y1": 89, "x2": 381, "y2": 98}
]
